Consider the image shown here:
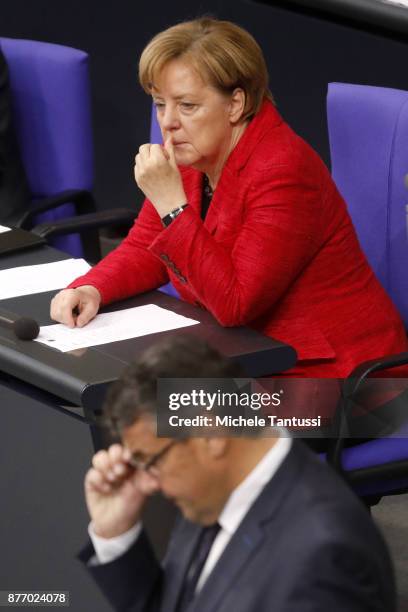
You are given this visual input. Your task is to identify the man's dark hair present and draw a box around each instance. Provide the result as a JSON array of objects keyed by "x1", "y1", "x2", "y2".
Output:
[{"x1": 103, "y1": 335, "x2": 243, "y2": 434}]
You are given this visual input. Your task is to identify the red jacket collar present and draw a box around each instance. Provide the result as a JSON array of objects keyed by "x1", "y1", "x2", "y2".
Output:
[{"x1": 227, "y1": 99, "x2": 283, "y2": 171}]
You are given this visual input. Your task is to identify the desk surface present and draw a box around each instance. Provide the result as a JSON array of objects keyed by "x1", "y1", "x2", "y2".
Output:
[
  {"x1": 255, "y1": 0, "x2": 408, "y2": 40},
  {"x1": 0, "y1": 245, "x2": 297, "y2": 419}
]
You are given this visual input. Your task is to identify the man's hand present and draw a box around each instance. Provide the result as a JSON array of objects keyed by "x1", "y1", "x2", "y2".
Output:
[
  {"x1": 50, "y1": 286, "x2": 101, "y2": 328},
  {"x1": 134, "y1": 137, "x2": 187, "y2": 218},
  {"x1": 85, "y1": 444, "x2": 159, "y2": 539}
]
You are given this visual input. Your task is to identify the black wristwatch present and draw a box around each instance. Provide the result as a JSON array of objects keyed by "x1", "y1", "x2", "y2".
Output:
[{"x1": 161, "y1": 204, "x2": 188, "y2": 227}]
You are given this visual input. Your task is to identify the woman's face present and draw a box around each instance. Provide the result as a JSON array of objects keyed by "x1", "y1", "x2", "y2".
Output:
[{"x1": 152, "y1": 59, "x2": 245, "y2": 181}]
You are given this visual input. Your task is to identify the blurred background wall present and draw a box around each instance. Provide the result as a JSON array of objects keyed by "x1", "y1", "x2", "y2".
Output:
[{"x1": 2, "y1": 0, "x2": 408, "y2": 213}]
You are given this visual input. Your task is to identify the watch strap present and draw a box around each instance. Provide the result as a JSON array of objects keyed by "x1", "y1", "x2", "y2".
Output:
[{"x1": 161, "y1": 204, "x2": 188, "y2": 227}]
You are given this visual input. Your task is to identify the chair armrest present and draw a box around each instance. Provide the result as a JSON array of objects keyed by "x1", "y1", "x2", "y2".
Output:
[
  {"x1": 14, "y1": 189, "x2": 96, "y2": 229},
  {"x1": 326, "y1": 351, "x2": 408, "y2": 472},
  {"x1": 342, "y1": 351, "x2": 408, "y2": 400},
  {"x1": 31, "y1": 208, "x2": 136, "y2": 238}
]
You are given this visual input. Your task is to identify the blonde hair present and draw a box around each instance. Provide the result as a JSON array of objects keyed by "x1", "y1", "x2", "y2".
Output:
[{"x1": 139, "y1": 17, "x2": 274, "y2": 121}]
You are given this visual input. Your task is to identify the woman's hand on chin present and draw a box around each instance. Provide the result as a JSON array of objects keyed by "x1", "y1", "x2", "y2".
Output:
[{"x1": 134, "y1": 137, "x2": 187, "y2": 218}]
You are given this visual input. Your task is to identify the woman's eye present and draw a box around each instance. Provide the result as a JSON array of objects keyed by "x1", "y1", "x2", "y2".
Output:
[
  {"x1": 180, "y1": 103, "x2": 195, "y2": 110},
  {"x1": 154, "y1": 102, "x2": 165, "y2": 110}
]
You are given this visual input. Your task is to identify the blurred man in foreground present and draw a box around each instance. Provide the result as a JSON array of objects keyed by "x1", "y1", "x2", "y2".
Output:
[{"x1": 80, "y1": 336, "x2": 395, "y2": 612}]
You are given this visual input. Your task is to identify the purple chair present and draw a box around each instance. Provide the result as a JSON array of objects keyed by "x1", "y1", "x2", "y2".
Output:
[
  {"x1": 150, "y1": 104, "x2": 162, "y2": 145},
  {"x1": 326, "y1": 353, "x2": 408, "y2": 501},
  {"x1": 0, "y1": 37, "x2": 95, "y2": 258},
  {"x1": 328, "y1": 82, "x2": 408, "y2": 326},
  {"x1": 326, "y1": 83, "x2": 408, "y2": 501}
]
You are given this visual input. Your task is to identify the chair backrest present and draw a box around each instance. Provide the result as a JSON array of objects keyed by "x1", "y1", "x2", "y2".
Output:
[
  {"x1": 150, "y1": 103, "x2": 162, "y2": 144},
  {"x1": 327, "y1": 82, "x2": 408, "y2": 326},
  {"x1": 0, "y1": 37, "x2": 94, "y2": 256}
]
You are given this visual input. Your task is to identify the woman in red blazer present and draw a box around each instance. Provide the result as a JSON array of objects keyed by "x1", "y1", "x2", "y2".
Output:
[{"x1": 51, "y1": 17, "x2": 407, "y2": 378}]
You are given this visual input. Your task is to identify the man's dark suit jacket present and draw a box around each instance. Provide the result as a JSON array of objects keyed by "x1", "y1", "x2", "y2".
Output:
[
  {"x1": 0, "y1": 49, "x2": 29, "y2": 222},
  {"x1": 80, "y1": 441, "x2": 396, "y2": 611}
]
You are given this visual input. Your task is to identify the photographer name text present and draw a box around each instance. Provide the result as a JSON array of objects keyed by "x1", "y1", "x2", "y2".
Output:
[{"x1": 167, "y1": 415, "x2": 321, "y2": 428}]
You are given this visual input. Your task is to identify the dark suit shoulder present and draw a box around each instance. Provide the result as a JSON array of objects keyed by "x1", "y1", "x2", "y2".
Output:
[
  {"x1": 221, "y1": 441, "x2": 397, "y2": 611},
  {"x1": 283, "y1": 442, "x2": 385, "y2": 541},
  {"x1": 265, "y1": 442, "x2": 396, "y2": 609}
]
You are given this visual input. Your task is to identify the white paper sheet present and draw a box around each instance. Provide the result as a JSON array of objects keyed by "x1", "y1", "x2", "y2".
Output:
[
  {"x1": 0, "y1": 258, "x2": 91, "y2": 300},
  {"x1": 0, "y1": 225, "x2": 11, "y2": 233},
  {"x1": 35, "y1": 304, "x2": 199, "y2": 352}
]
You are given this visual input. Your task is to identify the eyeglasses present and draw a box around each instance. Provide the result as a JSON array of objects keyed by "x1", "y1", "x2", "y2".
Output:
[{"x1": 128, "y1": 440, "x2": 179, "y2": 474}]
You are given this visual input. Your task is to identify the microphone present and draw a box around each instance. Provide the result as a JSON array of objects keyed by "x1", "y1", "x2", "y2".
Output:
[{"x1": 0, "y1": 311, "x2": 40, "y2": 340}]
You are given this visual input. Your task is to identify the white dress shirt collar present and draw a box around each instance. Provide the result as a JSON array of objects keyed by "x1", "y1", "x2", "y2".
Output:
[
  {"x1": 195, "y1": 431, "x2": 292, "y2": 592},
  {"x1": 218, "y1": 432, "x2": 292, "y2": 536}
]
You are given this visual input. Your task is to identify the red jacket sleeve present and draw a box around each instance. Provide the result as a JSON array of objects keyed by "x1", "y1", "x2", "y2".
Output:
[
  {"x1": 68, "y1": 199, "x2": 168, "y2": 304},
  {"x1": 149, "y1": 162, "x2": 326, "y2": 327}
]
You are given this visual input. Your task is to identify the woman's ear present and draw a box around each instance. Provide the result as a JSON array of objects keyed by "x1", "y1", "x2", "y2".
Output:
[{"x1": 229, "y1": 88, "x2": 246, "y2": 124}]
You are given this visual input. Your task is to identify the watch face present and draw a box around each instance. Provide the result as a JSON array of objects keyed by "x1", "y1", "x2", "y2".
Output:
[{"x1": 162, "y1": 205, "x2": 187, "y2": 227}]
